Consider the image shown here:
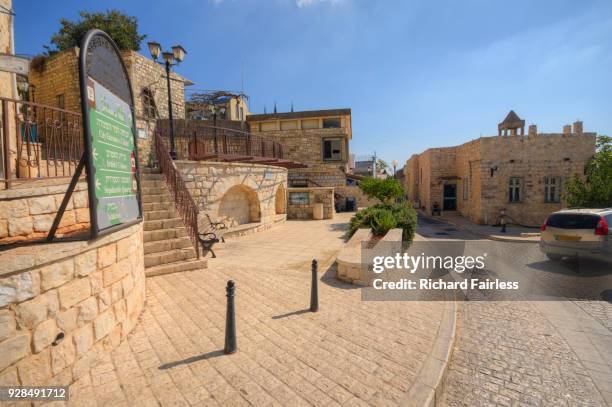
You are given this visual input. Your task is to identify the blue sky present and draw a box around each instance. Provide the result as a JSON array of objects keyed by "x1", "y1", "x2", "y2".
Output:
[{"x1": 13, "y1": 0, "x2": 612, "y2": 165}]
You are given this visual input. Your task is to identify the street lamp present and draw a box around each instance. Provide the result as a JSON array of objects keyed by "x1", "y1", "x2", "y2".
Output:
[
  {"x1": 392, "y1": 159, "x2": 398, "y2": 176},
  {"x1": 147, "y1": 41, "x2": 187, "y2": 159}
]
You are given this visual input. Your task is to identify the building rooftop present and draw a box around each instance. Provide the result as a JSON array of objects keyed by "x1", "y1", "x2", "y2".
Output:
[{"x1": 247, "y1": 108, "x2": 351, "y2": 121}]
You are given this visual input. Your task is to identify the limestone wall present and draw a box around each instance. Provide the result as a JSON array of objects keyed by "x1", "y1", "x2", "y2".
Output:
[
  {"x1": 28, "y1": 48, "x2": 189, "y2": 164},
  {"x1": 175, "y1": 161, "x2": 288, "y2": 229},
  {"x1": 0, "y1": 180, "x2": 90, "y2": 243},
  {"x1": 476, "y1": 133, "x2": 596, "y2": 226},
  {"x1": 406, "y1": 130, "x2": 597, "y2": 226},
  {"x1": 0, "y1": 223, "x2": 145, "y2": 388},
  {"x1": 287, "y1": 187, "x2": 334, "y2": 220},
  {"x1": 29, "y1": 49, "x2": 81, "y2": 113},
  {"x1": 250, "y1": 127, "x2": 349, "y2": 187},
  {"x1": 334, "y1": 185, "x2": 380, "y2": 210}
]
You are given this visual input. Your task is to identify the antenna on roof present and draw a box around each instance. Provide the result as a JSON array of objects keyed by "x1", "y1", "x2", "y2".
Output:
[
  {"x1": 240, "y1": 61, "x2": 244, "y2": 93},
  {"x1": 291, "y1": 101, "x2": 294, "y2": 113},
  {"x1": 273, "y1": 102, "x2": 277, "y2": 114}
]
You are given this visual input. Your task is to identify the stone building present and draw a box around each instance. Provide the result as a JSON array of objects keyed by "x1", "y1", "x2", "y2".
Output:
[
  {"x1": 28, "y1": 48, "x2": 193, "y2": 162},
  {"x1": 404, "y1": 112, "x2": 597, "y2": 227},
  {"x1": 0, "y1": 0, "x2": 17, "y2": 182},
  {"x1": 186, "y1": 92, "x2": 250, "y2": 122},
  {"x1": 247, "y1": 109, "x2": 352, "y2": 187}
]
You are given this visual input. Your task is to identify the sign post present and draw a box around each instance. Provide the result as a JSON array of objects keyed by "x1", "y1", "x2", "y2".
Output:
[{"x1": 47, "y1": 29, "x2": 142, "y2": 241}]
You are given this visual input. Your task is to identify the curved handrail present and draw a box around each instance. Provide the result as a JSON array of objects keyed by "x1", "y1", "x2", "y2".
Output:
[{"x1": 154, "y1": 129, "x2": 200, "y2": 258}]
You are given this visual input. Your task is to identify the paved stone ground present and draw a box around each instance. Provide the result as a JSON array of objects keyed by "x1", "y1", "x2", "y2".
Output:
[
  {"x1": 67, "y1": 214, "x2": 448, "y2": 406},
  {"x1": 439, "y1": 301, "x2": 608, "y2": 407},
  {"x1": 416, "y1": 215, "x2": 612, "y2": 407}
]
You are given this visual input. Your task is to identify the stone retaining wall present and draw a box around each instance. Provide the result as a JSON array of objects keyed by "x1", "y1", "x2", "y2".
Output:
[
  {"x1": 334, "y1": 185, "x2": 380, "y2": 210},
  {"x1": 0, "y1": 180, "x2": 90, "y2": 244},
  {"x1": 175, "y1": 161, "x2": 288, "y2": 229},
  {"x1": 0, "y1": 223, "x2": 145, "y2": 387},
  {"x1": 287, "y1": 187, "x2": 334, "y2": 220}
]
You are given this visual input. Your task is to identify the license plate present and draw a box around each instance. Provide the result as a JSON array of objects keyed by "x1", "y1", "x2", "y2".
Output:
[{"x1": 555, "y1": 235, "x2": 581, "y2": 242}]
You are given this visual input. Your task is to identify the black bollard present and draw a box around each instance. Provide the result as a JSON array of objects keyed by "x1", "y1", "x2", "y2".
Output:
[
  {"x1": 310, "y1": 259, "x2": 319, "y2": 312},
  {"x1": 224, "y1": 280, "x2": 237, "y2": 354}
]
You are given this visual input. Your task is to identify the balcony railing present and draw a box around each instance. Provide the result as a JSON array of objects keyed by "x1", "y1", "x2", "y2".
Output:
[
  {"x1": 156, "y1": 119, "x2": 284, "y2": 162},
  {"x1": 1, "y1": 97, "x2": 83, "y2": 189}
]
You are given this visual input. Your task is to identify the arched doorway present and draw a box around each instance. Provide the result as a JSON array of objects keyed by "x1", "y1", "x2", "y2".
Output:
[
  {"x1": 275, "y1": 184, "x2": 286, "y2": 214},
  {"x1": 218, "y1": 185, "x2": 261, "y2": 226}
]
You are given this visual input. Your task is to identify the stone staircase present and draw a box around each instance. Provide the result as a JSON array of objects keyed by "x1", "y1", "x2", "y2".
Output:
[{"x1": 141, "y1": 168, "x2": 207, "y2": 277}]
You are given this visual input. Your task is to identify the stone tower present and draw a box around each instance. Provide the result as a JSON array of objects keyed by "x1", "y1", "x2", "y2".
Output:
[{"x1": 498, "y1": 110, "x2": 526, "y2": 136}]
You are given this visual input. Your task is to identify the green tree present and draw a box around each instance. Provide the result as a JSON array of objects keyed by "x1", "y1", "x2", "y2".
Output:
[
  {"x1": 359, "y1": 177, "x2": 404, "y2": 204},
  {"x1": 376, "y1": 158, "x2": 389, "y2": 172},
  {"x1": 563, "y1": 135, "x2": 612, "y2": 207},
  {"x1": 46, "y1": 10, "x2": 145, "y2": 54}
]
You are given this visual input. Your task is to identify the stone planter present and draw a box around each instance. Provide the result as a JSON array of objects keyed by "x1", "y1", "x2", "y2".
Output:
[{"x1": 336, "y1": 228, "x2": 403, "y2": 286}]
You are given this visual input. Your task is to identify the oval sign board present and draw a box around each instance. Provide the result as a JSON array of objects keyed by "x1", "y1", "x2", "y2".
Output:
[{"x1": 79, "y1": 29, "x2": 142, "y2": 238}]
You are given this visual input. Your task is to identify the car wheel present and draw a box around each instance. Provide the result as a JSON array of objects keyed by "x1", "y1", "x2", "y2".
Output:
[{"x1": 546, "y1": 253, "x2": 562, "y2": 261}]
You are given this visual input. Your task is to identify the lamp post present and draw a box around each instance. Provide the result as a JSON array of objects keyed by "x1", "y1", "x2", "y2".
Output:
[
  {"x1": 392, "y1": 159, "x2": 398, "y2": 177},
  {"x1": 147, "y1": 41, "x2": 187, "y2": 160}
]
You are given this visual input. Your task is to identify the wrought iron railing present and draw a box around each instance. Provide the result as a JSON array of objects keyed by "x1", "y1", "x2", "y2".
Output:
[
  {"x1": 156, "y1": 119, "x2": 283, "y2": 161},
  {"x1": 1, "y1": 97, "x2": 83, "y2": 188},
  {"x1": 154, "y1": 128, "x2": 200, "y2": 258}
]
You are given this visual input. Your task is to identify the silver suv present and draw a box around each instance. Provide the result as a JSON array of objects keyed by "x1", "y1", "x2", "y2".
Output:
[{"x1": 539, "y1": 208, "x2": 612, "y2": 262}]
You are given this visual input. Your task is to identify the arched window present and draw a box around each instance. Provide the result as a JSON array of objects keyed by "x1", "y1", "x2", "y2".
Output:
[{"x1": 142, "y1": 88, "x2": 158, "y2": 119}]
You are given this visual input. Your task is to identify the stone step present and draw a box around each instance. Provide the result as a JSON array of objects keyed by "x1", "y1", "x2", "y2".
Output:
[
  {"x1": 142, "y1": 186, "x2": 172, "y2": 195},
  {"x1": 142, "y1": 201, "x2": 175, "y2": 212},
  {"x1": 144, "y1": 247, "x2": 196, "y2": 268},
  {"x1": 143, "y1": 227, "x2": 188, "y2": 243},
  {"x1": 141, "y1": 168, "x2": 162, "y2": 175},
  {"x1": 144, "y1": 236, "x2": 193, "y2": 254},
  {"x1": 143, "y1": 217, "x2": 184, "y2": 231},
  {"x1": 142, "y1": 193, "x2": 173, "y2": 204},
  {"x1": 141, "y1": 179, "x2": 166, "y2": 188},
  {"x1": 145, "y1": 258, "x2": 207, "y2": 278},
  {"x1": 144, "y1": 209, "x2": 178, "y2": 221}
]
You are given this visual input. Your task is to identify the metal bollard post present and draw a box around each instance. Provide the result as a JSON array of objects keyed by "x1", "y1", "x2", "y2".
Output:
[
  {"x1": 310, "y1": 259, "x2": 319, "y2": 312},
  {"x1": 224, "y1": 280, "x2": 237, "y2": 354}
]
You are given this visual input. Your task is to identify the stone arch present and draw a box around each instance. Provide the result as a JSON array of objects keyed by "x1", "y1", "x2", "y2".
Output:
[
  {"x1": 275, "y1": 184, "x2": 286, "y2": 214},
  {"x1": 218, "y1": 185, "x2": 261, "y2": 226}
]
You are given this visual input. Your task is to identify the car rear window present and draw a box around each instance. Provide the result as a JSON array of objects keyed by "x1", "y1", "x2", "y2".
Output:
[{"x1": 546, "y1": 213, "x2": 600, "y2": 229}]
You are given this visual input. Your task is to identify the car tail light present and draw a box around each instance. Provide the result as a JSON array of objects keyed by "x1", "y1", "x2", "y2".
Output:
[
  {"x1": 595, "y1": 217, "x2": 609, "y2": 236},
  {"x1": 541, "y1": 218, "x2": 548, "y2": 232}
]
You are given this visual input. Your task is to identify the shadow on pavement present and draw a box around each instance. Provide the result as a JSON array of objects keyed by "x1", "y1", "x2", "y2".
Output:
[
  {"x1": 527, "y1": 258, "x2": 612, "y2": 277},
  {"x1": 320, "y1": 263, "x2": 360, "y2": 290},
  {"x1": 158, "y1": 349, "x2": 225, "y2": 370},
  {"x1": 271, "y1": 309, "x2": 311, "y2": 319}
]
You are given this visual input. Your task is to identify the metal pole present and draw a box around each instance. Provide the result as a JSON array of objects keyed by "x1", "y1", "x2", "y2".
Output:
[
  {"x1": 2, "y1": 99, "x2": 12, "y2": 189},
  {"x1": 224, "y1": 280, "x2": 237, "y2": 354},
  {"x1": 310, "y1": 259, "x2": 319, "y2": 312},
  {"x1": 166, "y1": 61, "x2": 176, "y2": 160},
  {"x1": 47, "y1": 153, "x2": 85, "y2": 242}
]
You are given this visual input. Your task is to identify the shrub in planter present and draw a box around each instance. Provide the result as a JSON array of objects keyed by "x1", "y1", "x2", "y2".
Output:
[
  {"x1": 371, "y1": 208, "x2": 397, "y2": 236},
  {"x1": 349, "y1": 202, "x2": 417, "y2": 241}
]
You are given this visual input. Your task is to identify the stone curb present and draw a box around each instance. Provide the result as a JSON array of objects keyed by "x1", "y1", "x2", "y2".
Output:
[
  {"x1": 401, "y1": 300, "x2": 458, "y2": 407},
  {"x1": 420, "y1": 212, "x2": 538, "y2": 244}
]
